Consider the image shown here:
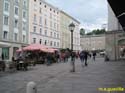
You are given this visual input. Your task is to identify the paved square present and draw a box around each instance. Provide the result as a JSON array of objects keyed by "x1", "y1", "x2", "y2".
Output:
[{"x1": 0, "y1": 58, "x2": 125, "y2": 93}]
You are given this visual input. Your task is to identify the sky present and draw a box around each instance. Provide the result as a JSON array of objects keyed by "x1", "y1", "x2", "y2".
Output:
[{"x1": 46, "y1": 0, "x2": 108, "y2": 32}]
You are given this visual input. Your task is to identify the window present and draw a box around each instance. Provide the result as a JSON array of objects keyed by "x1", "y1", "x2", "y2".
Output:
[
  {"x1": 50, "y1": 21, "x2": 52, "y2": 27},
  {"x1": 50, "y1": 32, "x2": 52, "y2": 37},
  {"x1": 57, "y1": 42, "x2": 59, "y2": 47},
  {"x1": 45, "y1": 30, "x2": 47, "y2": 36},
  {"x1": 54, "y1": 23, "x2": 56, "y2": 28},
  {"x1": 50, "y1": 41, "x2": 53, "y2": 46},
  {"x1": 45, "y1": 18, "x2": 47, "y2": 25},
  {"x1": 14, "y1": 33, "x2": 18, "y2": 41},
  {"x1": 33, "y1": 26, "x2": 36, "y2": 32},
  {"x1": 23, "y1": 22, "x2": 26, "y2": 31},
  {"x1": 2, "y1": 47, "x2": 9, "y2": 60},
  {"x1": 33, "y1": 38, "x2": 36, "y2": 43},
  {"x1": 44, "y1": 5, "x2": 46, "y2": 8},
  {"x1": 50, "y1": 13, "x2": 52, "y2": 18},
  {"x1": 23, "y1": 11, "x2": 26, "y2": 19},
  {"x1": 40, "y1": 2, "x2": 42, "y2": 5},
  {"x1": 23, "y1": 0, "x2": 26, "y2": 8},
  {"x1": 54, "y1": 32, "x2": 56, "y2": 38},
  {"x1": 34, "y1": 4, "x2": 37, "y2": 11},
  {"x1": 15, "y1": 0, "x2": 19, "y2": 4},
  {"x1": 34, "y1": 0, "x2": 36, "y2": 2},
  {"x1": 14, "y1": 6, "x2": 19, "y2": 15},
  {"x1": 3, "y1": 31, "x2": 8, "y2": 39},
  {"x1": 3, "y1": 15, "x2": 9, "y2": 25},
  {"x1": 57, "y1": 24, "x2": 59, "y2": 31},
  {"x1": 14, "y1": 19, "x2": 18, "y2": 28},
  {"x1": 57, "y1": 34, "x2": 59, "y2": 38},
  {"x1": 4, "y1": 2, "x2": 9, "y2": 12},
  {"x1": 34, "y1": 14, "x2": 37, "y2": 23},
  {"x1": 23, "y1": 35, "x2": 26, "y2": 42},
  {"x1": 44, "y1": 40, "x2": 47, "y2": 45},
  {"x1": 39, "y1": 39, "x2": 42, "y2": 44},
  {"x1": 54, "y1": 42, "x2": 56, "y2": 46},
  {"x1": 39, "y1": 8, "x2": 42, "y2": 13},
  {"x1": 40, "y1": 28, "x2": 42, "y2": 34},
  {"x1": 39, "y1": 16, "x2": 42, "y2": 24}
]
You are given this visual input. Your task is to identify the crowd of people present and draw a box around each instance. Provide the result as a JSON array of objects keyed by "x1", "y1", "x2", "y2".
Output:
[
  {"x1": 0, "y1": 49, "x2": 98, "y2": 71},
  {"x1": 79, "y1": 50, "x2": 97, "y2": 66}
]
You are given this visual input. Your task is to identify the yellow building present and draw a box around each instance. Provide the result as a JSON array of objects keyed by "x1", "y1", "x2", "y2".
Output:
[{"x1": 60, "y1": 11, "x2": 80, "y2": 51}]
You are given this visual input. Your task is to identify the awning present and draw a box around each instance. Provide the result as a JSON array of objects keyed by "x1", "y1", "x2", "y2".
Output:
[
  {"x1": 0, "y1": 42, "x2": 11, "y2": 47},
  {"x1": 107, "y1": 0, "x2": 125, "y2": 30},
  {"x1": 16, "y1": 44, "x2": 58, "y2": 53}
]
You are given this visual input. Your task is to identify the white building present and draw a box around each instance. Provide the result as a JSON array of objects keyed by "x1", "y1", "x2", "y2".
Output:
[
  {"x1": 108, "y1": 4, "x2": 122, "y2": 31},
  {"x1": 29, "y1": 0, "x2": 60, "y2": 49},
  {"x1": 80, "y1": 35, "x2": 105, "y2": 51},
  {"x1": 0, "y1": 0, "x2": 29, "y2": 61},
  {"x1": 105, "y1": 2, "x2": 125, "y2": 60}
]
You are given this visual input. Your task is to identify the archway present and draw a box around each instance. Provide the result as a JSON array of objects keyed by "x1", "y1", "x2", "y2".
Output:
[{"x1": 118, "y1": 39, "x2": 125, "y2": 59}]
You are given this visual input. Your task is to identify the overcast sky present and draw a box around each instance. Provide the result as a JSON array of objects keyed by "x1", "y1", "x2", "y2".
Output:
[{"x1": 46, "y1": 0, "x2": 108, "y2": 32}]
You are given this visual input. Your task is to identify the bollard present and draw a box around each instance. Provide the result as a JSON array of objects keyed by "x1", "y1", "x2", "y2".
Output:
[{"x1": 26, "y1": 81, "x2": 37, "y2": 93}]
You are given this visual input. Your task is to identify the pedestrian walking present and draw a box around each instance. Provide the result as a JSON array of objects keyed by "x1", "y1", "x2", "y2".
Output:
[
  {"x1": 71, "y1": 52, "x2": 76, "y2": 62},
  {"x1": 92, "y1": 51, "x2": 96, "y2": 61},
  {"x1": 80, "y1": 51, "x2": 84, "y2": 66},
  {"x1": 56, "y1": 53, "x2": 60, "y2": 63},
  {"x1": 46, "y1": 53, "x2": 51, "y2": 66},
  {"x1": 1, "y1": 53, "x2": 4, "y2": 60},
  {"x1": 84, "y1": 50, "x2": 89, "y2": 66}
]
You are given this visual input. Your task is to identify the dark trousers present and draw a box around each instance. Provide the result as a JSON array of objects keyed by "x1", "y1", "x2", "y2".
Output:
[
  {"x1": 93, "y1": 56, "x2": 95, "y2": 61},
  {"x1": 84, "y1": 58, "x2": 88, "y2": 66}
]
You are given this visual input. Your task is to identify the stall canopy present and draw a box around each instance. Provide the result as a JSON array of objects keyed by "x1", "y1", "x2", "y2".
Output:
[
  {"x1": 46, "y1": 48, "x2": 58, "y2": 53},
  {"x1": 107, "y1": 0, "x2": 125, "y2": 31},
  {"x1": 16, "y1": 44, "x2": 58, "y2": 53},
  {"x1": 23, "y1": 44, "x2": 48, "y2": 52}
]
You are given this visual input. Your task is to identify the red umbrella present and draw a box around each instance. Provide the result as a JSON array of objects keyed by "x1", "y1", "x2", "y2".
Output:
[
  {"x1": 23, "y1": 44, "x2": 48, "y2": 52},
  {"x1": 46, "y1": 48, "x2": 55, "y2": 53},
  {"x1": 46, "y1": 48, "x2": 58, "y2": 53}
]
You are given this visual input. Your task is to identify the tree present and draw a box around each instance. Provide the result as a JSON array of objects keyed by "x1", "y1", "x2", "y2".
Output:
[
  {"x1": 80, "y1": 28, "x2": 85, "y2": 36},
  {"x1": 86, "y1": 32, "x2": 93, "y2": 35},
  {"x1": 86, "y1": 29, "x2": 106, "y2": 35},
  {"x1": 92, "y1": 29, "x2": 106, "y2": 35}
]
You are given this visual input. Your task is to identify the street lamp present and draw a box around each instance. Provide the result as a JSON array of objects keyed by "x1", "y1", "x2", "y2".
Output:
[{"x1": 69, "y1": 22, "x2": 75, "y2": 72}]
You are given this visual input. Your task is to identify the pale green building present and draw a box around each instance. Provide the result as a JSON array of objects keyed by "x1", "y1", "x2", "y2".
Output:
[{"x1": 60, "y1": 11, "x2": 80, "y2": 51}]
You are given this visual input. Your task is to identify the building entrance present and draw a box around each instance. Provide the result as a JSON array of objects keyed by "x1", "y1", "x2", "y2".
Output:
[{"x1": 118, "y1": 39, "x2": 125, "y2": 59}]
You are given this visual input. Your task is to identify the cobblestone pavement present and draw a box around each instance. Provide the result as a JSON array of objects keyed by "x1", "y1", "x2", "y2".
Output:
[{"x1": 0, "y1": 57, "x2": 125, "y2": 93}]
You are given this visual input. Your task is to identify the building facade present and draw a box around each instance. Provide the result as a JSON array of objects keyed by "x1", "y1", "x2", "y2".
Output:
[
  {"x1": 60, "y1": 11, "x2": 80, "y2": 51},
  {"x1": 29, "y1": 0, "x2": 60, "y2": 49},
  {"x1": 106, "y1": 3, "x2": 125, "y2": 60},
  {"x1": 0, "y1": 0, "x2": 29, "y2": 61},
  {"x1": 80, "y1": 35, "x2": 105, "y2": 51}
]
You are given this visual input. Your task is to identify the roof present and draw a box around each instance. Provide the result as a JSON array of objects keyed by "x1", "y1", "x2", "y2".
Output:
[
  {"x1": 61, "y1": 10, "x2": 80, "y2": 24},
  {"x1": 107, "y1": 0, "x2": 125, "y2": 30}
]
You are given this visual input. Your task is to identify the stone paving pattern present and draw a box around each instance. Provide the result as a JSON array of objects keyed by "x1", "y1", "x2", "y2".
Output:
[{"x1": 0, "y1": 58, "x2": 125, "y2": 93}]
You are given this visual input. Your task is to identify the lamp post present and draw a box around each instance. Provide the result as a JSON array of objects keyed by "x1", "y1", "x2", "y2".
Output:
[{"x1": 69, "y1": 22, "x2": 75, "y2": 72}]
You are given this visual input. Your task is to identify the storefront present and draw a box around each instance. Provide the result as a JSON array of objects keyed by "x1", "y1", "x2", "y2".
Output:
[
  {"x1": 0, "y1": 42, "x2": 11, "y2": 60},
  {"x1": 118, "y1": 39, "x2": 125, "y2": 59},
  {"x1": 0, "y1": 41, "x2": 28, "y2": 61}
]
